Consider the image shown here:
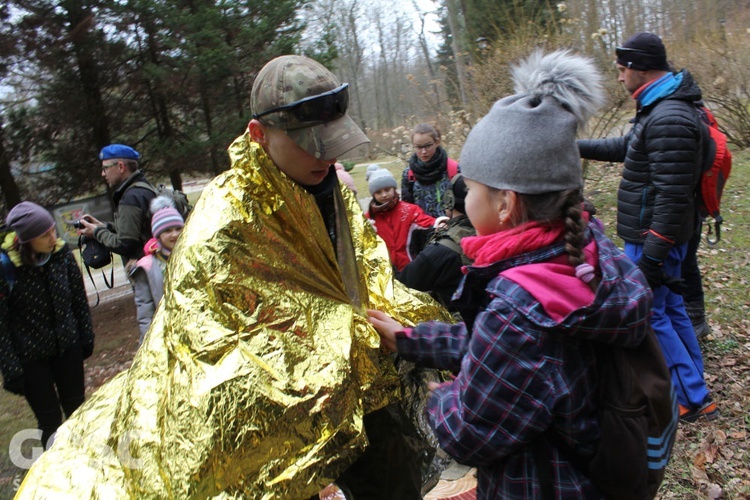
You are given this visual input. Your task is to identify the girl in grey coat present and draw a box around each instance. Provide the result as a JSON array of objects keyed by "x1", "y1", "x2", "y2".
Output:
[{"x1": 130, "y1": 196, "x2": 184, "y2": 344}]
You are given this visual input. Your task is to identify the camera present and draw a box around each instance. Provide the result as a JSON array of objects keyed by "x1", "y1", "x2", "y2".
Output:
[{"x1": 72, "y1": 220, "x2": 86, "y2": 229}]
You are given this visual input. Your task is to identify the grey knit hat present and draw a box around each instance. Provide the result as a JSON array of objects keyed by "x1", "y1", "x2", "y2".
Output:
[
  {"x1": 365, "y1": 164, "x2": 380, "y2": 181},
  {"x1": 460, "y1": 50, "x2": 604, "y2": 194},
  {"x1": 368, "y1": 169, "x2": 397, "y2": 195},
  {"x1": 6, "y1": 201, "x2": 56, "y2": 243}
]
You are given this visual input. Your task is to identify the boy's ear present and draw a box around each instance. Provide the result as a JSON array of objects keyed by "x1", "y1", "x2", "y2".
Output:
[{"x1": 248, "y1": 120, "x2": 267, "y2": 144}]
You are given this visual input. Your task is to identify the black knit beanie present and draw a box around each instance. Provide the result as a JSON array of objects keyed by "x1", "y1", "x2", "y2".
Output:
[{"x1": 616, "y1": 32, "x2": 670, "y2": 71}]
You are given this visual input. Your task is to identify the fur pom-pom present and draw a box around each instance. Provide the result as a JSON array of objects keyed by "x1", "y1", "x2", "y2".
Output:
[
  {"x1": 511, "y1": 49, "x2": 604, "y2": 129},
  {"x1": 150, "y1": 194, "x2": 175, "y2": 214}
]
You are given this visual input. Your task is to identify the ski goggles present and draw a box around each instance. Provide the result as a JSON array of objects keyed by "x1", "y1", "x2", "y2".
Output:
[{"x1": 253, "y1": 84, "x2": 350, "y2": 130}]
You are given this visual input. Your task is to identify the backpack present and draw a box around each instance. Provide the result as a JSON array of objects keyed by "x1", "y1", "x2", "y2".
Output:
[
  {"x1": 534, "y1": 327, "x2": 678, "y2": 499},
  {"x1": 696, "y1": 105, "x2": 732, "y2": 245},
  {"x1": 133, "y1": 182, "x2": 193, "y2": 220},
  {"x1": 405, "y1": 158, "x2": 459, "y2": 200},
  {"x1": 430, "y1": 218, "x2": 475, "y2": 266},
  {"x1": 0, "y1": 251, "x2": 15, "y2": 295}
]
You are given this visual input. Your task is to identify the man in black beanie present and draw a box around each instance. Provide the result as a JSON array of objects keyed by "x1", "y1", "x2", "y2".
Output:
[{"x1": 578, "y1": 32, "x2": 718, "y2": 423}]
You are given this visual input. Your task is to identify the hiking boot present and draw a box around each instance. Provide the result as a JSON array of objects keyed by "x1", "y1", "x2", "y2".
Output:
[
  {"x1": 679, "y1": 398, "x2": 720, "y2": 423},
  {"x1": 685, "y1": 304, "x2": 711, "y2": 340}
]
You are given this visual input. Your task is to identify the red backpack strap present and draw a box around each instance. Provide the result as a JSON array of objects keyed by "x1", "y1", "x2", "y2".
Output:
[{"x1": 447, "y1": 158, "x2": 459, "y2": 179}]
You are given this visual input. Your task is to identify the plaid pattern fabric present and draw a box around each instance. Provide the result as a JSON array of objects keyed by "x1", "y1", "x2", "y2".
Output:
[{"x1": 397, "y1": 223, "x2": 652, "y2": 499}]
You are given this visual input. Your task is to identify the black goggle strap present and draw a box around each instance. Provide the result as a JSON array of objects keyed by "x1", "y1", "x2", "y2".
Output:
[
  {"x1": 252, "y1": 83, "x2": 349, "y2": 126},
  {"x1": 615, "y1": 46, "x2": 650, "y2": 68}
]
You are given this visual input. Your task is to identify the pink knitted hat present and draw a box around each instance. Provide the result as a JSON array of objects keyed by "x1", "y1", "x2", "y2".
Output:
[{"x1": 151, "y1": 207, "x2": 184, "y2": 239}]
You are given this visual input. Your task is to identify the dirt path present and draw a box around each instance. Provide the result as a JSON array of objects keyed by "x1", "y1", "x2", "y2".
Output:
[{"x1": 84, "y1": 291, "x2": 140, "y2": 394}]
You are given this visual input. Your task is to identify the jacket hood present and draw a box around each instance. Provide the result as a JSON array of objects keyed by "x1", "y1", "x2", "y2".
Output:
[
  {"x1": 560, "y1": 226, "x2": 652, "y2": 347},
  {"x1": 469, "y1": 223, "x2": 652, "y2": 348},
  {"x1": 643, "y1": 69, "x2": 703, "y2": 109}
]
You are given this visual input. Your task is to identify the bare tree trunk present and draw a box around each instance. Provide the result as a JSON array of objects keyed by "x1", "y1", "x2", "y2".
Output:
[
  {"x1": 60, "y1": 1, "x2": 113, "y2": 209},
  {"x1": 0, "y1": 115, "x2": 22, "y2": 210},
  {"x1": 445, "y1": 0, "x2": 470, "y2": 109},
  {"x1": 375, "y1": 14, "x2": 393, "y2": 129},
  {"x1": 136, "y1": 20, "x2": 184, "y2": 191},
  {"x1": 340, "y1": 0, "x2": 367, "y2": 132}
]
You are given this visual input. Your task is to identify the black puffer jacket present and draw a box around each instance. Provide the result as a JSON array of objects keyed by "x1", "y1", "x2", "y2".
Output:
[
  {"x1": 94, "y1": 170, "x2": 156, "y2": 262},
  {"x1": 578, "y1": 70, "x2": 705, "y2": 262},
  {"x1": 0, "y1": 239, "x2": 94, "y2": 382}
]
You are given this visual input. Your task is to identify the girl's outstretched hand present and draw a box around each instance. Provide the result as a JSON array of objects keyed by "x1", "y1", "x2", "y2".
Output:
[{"x1": 366, "y1": 309, "x2": 403, "y2": 353}]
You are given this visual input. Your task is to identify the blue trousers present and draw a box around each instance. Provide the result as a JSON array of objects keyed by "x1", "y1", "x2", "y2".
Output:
[{"x1": 625, "y1": 243, "x2": 709, "y2": 408}]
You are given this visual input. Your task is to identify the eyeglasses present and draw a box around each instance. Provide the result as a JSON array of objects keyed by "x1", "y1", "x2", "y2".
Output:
[
  {"x1": 101, "y1": 162, "x2": 119, "y2": 172},
  {"x1": 252, "y1": 84, "x2": 349, "y2": 130},
  {"x1": 413, "y1": 142, "x2": 435, "y2": 151}
]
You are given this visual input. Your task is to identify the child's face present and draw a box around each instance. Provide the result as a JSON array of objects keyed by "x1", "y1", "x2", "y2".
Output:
[
  {"x1": 373, "y1": 186, "x2": 397, "y2": 204},
  {"x1": 464, "y1": 178, "x2": 509, "y2": 236},
  {"x1": 412, "y1": 132, "x2": 440, "y2": 163},
  {"x1": 159, "y1": 227, "x2": 183, "y2": 252},
  {"x1": 29, "y1": 227, "x2": 58, "y2": 254}
]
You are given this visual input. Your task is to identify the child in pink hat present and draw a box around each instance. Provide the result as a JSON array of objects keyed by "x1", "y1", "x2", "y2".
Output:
[{"x1": 129, "y1": 196, "x2": 184, "y2": 344}]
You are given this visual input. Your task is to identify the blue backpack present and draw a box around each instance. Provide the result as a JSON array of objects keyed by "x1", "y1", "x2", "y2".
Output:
[{"x1": 0, "y1": 251, "x2": 15, "y2": 295}]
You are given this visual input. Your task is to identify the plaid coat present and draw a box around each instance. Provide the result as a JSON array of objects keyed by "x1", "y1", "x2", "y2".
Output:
[{"x1": 397, "y1": 223, "x2": 653, "y2": 499}]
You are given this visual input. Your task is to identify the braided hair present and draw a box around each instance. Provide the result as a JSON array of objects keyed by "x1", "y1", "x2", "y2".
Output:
[{"x1": 515, "y1": 188, "x2": 599, "y2": 291}]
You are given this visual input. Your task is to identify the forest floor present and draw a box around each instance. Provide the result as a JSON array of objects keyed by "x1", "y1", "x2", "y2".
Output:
[{"x1": 1, "y1": 154, "x2": 750, "y2": 499}]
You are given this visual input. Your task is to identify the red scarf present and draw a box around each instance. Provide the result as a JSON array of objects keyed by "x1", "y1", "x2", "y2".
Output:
[
  {"x1": 369, "y1": 193, "x2": 400, "y2": 215},
  {"x1": 461, "y1": 221, "x2": 565, "y2": 267}
]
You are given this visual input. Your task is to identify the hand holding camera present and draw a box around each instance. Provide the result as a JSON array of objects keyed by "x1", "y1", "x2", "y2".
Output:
[{"x1": 74, "y1": 215, "x2": 103, "y2": 238}]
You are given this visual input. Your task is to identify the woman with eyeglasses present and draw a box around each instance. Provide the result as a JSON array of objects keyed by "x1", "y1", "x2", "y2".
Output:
[{"x1": 401, "y1": 123, "x2": 459, "y2": 218}]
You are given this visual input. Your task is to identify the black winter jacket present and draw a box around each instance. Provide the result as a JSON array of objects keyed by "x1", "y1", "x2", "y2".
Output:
[
  {"x1": 578, "y1": 71, "x2": 705, "y2": 262},
  {"x1": 0, "y1": 240, "x2": 94, "y2": 382},
  {"x1": 94, "y1": 170, "x2": 156, "y2": 262},
  {"x1": 398, "y1": 215, "x2": 474, "y2": 310}
]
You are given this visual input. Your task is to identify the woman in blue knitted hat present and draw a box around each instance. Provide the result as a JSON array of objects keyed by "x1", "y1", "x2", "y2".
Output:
[{"x1": 1, "y1": 201, "x2": 94, "y2": 449}]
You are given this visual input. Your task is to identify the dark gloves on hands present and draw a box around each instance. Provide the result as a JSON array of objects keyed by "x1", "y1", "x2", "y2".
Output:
[
  {"x1": 638, "y1": 256, "x2": 687, "y2": 295},
  {"x1": 3, "y1": 375, "x2": 25, "y2": 396},
  {"x1": 82, "y1": 342, "x2": 94, "y2": 360}
]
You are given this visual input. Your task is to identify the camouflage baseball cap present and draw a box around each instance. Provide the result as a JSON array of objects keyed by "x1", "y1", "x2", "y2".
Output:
[{"x1": 251, "y1": 55, "x2": 370, "y2": 160}]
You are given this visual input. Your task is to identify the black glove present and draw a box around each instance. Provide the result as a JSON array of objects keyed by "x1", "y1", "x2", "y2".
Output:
[
  {"x1": 3, "y1": 375, "x2": 25, "y2": 396},
  {"x1": 82, "y1": 342, "x2": 94, "y2": 360},
  {"x1": 663, "y1": 275, "x2": 687, "y2": 295},
  {"x1": 638, "y1": 257, "x2": 687, "y2": 295}
]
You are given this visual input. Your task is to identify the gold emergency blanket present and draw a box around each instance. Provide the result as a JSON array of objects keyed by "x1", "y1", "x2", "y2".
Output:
[{"x1": 16, "y1": 134, "x2": 451, "y2": 499}]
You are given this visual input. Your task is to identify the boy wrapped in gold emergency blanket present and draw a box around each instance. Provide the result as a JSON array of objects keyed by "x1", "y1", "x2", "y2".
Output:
[{"x1": 16, "y1": 135, "x2": 450, "y2": 498}]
